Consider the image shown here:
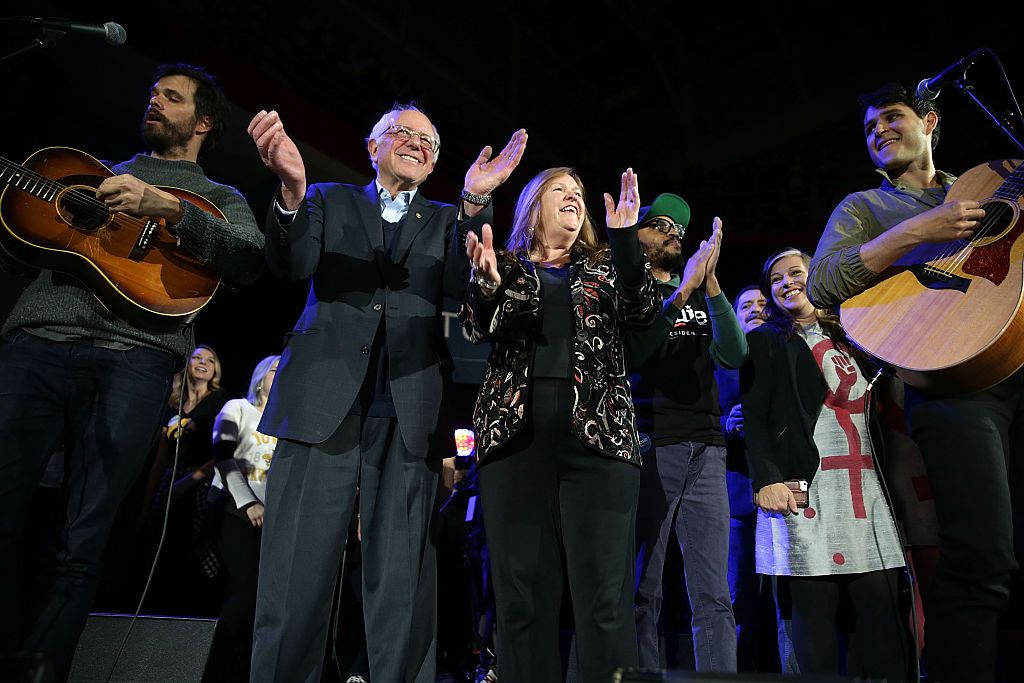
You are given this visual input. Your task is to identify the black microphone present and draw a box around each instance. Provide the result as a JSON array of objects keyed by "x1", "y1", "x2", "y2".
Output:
[
  {"x1": 2, "y1": 16, "x2": 127, "y2": 46},
  {"x1": 916, "y1": 48, "x2": 986, "y2": 101}
]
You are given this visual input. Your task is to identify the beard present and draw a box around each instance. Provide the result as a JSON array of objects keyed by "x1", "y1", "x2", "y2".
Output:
[
  {"x1": 651, "y1": 239, "x2": 685, "y2": 272},
  {"x1": 141, "y1": 112, "x2": 195, "y2": 155}
]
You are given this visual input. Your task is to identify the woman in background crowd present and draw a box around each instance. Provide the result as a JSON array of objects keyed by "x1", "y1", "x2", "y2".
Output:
[
  {"x1": 203, "y1": 354, "x2": 279, "y2": 682},
  {"x1": 142, "y1": 344, "x2": 228, "y2": 615}
]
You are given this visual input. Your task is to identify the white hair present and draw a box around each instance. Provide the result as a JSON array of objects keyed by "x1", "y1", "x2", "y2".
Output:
[{"x1": 366, "y1": 102, "x2": 441, "y2": 168}]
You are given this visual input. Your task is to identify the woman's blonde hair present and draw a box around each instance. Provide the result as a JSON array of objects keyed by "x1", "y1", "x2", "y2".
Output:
[
  {"x1": 168, "y1": 344, "x2": 222, "y2": 408},
  {"x1": 247, "y1": 355, "x2": 281, "y2": 406}
]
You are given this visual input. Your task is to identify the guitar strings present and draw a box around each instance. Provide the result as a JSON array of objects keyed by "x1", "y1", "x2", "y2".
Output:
[
  {"x1": 919, "y1": 163, "x2": 1024, "y2": 277},
  {"x1": 946, "y1": 167, "x2": 1024, "y2": 269},
  {"x1": 1, "y1": 158, "x2": 111, "y2": 218},
  {"x1": 928, "y1": 201, "x2": 1013, "y2": 275},
  {"x1": 1, "y1": 158, "x2": 156, "y2": 231},
  {"x1": 945, "y1": 196, "x2": 1017, "y2": 272}
]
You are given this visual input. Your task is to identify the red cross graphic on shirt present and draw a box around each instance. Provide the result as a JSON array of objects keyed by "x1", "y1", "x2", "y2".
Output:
[
  {"x1": 811, "y1": 339, "x2": 874, "y2": 519},
  {"x1": 820, "y1": 453, "x2": 875, "y2": 518}
]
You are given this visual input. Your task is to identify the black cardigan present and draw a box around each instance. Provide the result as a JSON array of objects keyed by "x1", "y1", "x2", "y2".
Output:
[{"x1": 739, "y1": 325, "x2": 886, "y2": 493}]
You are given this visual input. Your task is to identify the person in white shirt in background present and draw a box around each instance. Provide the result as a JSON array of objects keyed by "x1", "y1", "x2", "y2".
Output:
[{"x1": 205, "y1": 355, "x2": 280, "y2": 683}]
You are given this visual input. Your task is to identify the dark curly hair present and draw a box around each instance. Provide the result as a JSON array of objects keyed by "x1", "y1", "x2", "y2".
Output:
[{"x1": 153, "y1": 63, "x2": 229, "y2": 151}]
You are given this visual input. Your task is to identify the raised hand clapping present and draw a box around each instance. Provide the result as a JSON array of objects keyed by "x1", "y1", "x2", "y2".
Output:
[{"x1": 603, "y1": 168, "x2": 641, "y2": 229}]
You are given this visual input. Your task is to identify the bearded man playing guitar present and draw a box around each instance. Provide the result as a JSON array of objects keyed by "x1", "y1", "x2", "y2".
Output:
[
  {"x1": 807, "y1": 82, "x2": 1020, "y2": 683},
  {"x1": 0, "y1": 63, "x2": 262, "y2": 681}
]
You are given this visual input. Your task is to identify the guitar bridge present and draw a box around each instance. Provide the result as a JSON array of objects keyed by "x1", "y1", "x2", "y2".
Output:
[
  {"x1": 911, "y1": 264, "x2": 970, "y2": 293},
  {"x1": 129, "y1": 219, "x2": 160, "y2": 261}
]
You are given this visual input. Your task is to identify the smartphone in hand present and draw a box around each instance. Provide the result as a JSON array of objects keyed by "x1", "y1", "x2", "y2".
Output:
[{"x1": 784, "y1": 479, "x2": 809, "y2": 509}]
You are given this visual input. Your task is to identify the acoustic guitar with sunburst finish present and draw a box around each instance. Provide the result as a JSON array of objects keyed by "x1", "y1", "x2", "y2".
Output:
[
  {"x1": 0, "y1": 146, "x2": 224, "y2": 333},
  {"x1": 839, "y1": 158, "x2": 1024, "y2": 396}
]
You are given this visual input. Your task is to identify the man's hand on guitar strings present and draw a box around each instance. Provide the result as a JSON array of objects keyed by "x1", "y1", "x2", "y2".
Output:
[
  {"x1": 907, "y1": 199, "x2": 986, "y2": 244},
  {"x1": 95, "y1": 174, "x2": 185, "y2": 224}
]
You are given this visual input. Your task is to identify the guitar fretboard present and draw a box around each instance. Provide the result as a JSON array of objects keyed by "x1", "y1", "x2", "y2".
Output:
[
  {"x1": 994, "y1": 160, "x2": 1024, "y2": 200},
  {"x1": 0, "y1": 157, "x2": 63, "y2": 202}
]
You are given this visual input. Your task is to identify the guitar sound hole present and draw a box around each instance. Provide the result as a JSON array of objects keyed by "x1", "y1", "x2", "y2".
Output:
[
  {"x1": 58, "y1": 188, "x2": 110, "y2": 232},
  {"x1": 978, "y1": 200, "x2": 1015, "y2": 238}
]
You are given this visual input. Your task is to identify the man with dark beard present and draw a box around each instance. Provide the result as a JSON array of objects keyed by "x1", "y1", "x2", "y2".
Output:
[
  {"x1": 626, "y1": 194, "x2": 747, "y2": 672},
  {"x1": 0, "y1": 63, "x2": 262, "y2": 681}
]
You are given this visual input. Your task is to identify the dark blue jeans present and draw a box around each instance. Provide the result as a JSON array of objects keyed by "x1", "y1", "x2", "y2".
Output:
[
  {"x1": 726, "y1": 468, "x2": 759, "y2": 671},
  {"x1": 0, "y1": 330, "x2": 174, "y2": 680},
  {"x1": 635, "y1": 441, "x2": 737, "y2": 672}
]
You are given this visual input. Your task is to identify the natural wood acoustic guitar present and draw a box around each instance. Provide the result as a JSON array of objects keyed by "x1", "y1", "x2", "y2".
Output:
[
  {"x1": 0, "y1": 146, "x2": 224, "y2": 333},
  {"x1": 839, "y1": 158, "x2": 1024, "y2": 396}
]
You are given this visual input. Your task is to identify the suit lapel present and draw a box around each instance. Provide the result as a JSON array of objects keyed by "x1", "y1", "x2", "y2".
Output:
[
  {"x1": 357, "y1": 182, "x2": 384, "y2": 253},
  {"x1": 392, "y1": 192, "x2": 436, "y2": 259}
]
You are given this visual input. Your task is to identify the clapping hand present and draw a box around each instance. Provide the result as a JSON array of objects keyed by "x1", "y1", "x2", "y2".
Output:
[
  {"x1": 704, "y1": 217, "x2": 723, "y2": 297},
  {"x1": 464, "y1": 129, "x2": 528, "y2": 198},
  {"x1": 682, "y1": 218, "x2": 723, "y2": 291},
  {"x1": 248, "y1": 110, "x2": 307, "y2": 210},
  {"x1": 665, "y1": 233, "x2": 713, "y2": 310},
  {"x1": 604, "y1": 168, "x2": 640, "y2": 229},
  {"x1": 466, "y1": 224, "x2": 502, "y2": 297}
]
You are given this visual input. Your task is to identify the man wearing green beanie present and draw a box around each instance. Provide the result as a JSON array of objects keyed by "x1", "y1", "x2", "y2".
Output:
[{"x1": 626, "y1": 193, "x2": 745, "y2": 672}]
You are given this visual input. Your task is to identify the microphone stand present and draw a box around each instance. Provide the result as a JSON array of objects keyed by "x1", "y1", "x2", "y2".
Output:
[
  {"x1": 0, "y1": 26, "x2": 67, "y2": 64},
  {"x1": 948, "y1": 48, "x2": 1024, "y2": 155}
]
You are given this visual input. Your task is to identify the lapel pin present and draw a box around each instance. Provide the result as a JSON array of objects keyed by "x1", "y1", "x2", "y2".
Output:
[{"x1": 415, "y1": 212, "x2": 422, "y2": 219}]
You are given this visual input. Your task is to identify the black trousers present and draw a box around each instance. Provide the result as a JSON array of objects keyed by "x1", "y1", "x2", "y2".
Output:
[
  {"x1": 782, "y1": 569, "x2": 909, "y2": 680},
  {"x1": 204, "y1": 507, "x2": 261, "y2": 683},
  {"x1": 251, "y1": 415, "x2": 440, "y2": 683},
  {"x1": 0, "y1": 331, "x2": 175, "y2": 681},
  {"x1": 905, "y1": 370, "x2": 1023, "y2": 683},
  {"x1": 478, "y1": 378, "x2": 640, "y2": 683}
]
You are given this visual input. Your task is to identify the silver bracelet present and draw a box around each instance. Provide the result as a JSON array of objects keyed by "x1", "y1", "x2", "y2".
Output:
[
  {"x1": 471, "y1": 267, "x2": 500, "y2": 292},
  {"x1": 475, "y1": 275, "x2": 500, "y2": 292},
  {"x1": 461, "y1": 189, "x2": 492, "y2": 206}
]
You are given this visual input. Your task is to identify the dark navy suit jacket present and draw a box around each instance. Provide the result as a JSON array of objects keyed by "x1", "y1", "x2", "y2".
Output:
[{"x1": 259, "y1": 180, "x2": 491, "y2": 455}]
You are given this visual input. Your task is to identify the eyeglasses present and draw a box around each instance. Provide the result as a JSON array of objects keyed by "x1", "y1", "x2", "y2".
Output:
[
  {"x1": 641, "y1": 217, "x2": 686, "y2": 239},
  {"x1": 384, "y1": 124, "x2": 439, "y2": 153}
]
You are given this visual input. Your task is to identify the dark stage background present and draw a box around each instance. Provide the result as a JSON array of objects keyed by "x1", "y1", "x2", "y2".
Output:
[{"x1": 2, "y1": 1, "x2": 1023, "y2": 436}]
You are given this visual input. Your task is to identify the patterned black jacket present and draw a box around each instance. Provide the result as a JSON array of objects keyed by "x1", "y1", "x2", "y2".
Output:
[{"x1": 460, "y1": 226, "x2": 660, "y2": 465}]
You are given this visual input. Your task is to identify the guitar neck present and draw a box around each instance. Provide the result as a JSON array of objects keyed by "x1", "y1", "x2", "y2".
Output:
[
  {"x1": 0, "y1": 156, "x2": 64, "y2": 202},
  {"x1": 994, "y1": 160, "x2": 1024, "y2": 200}
]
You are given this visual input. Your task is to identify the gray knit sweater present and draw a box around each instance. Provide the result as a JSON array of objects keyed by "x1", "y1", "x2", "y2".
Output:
[{"x1": 2, "y1": 153, "x2": 264, "y2": 358}]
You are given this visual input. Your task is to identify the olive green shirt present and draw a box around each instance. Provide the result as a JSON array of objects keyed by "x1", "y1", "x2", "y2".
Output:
[{"x1": 807, "y1": 168, "x2": 956, "y2": 309}]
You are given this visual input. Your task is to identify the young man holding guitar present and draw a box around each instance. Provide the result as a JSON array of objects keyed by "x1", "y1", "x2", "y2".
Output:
[
  {"x1": 807, "y1": 82, "x2": 1020, "y2": 683},
  {"x1": 0, "y1": 64, "x2": 262, "y2": 681}
]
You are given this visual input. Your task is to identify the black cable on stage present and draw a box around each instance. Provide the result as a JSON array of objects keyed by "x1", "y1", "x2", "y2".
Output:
[
  {"x1": 862, "y1": 365, "x2": 923, "y2": 683},
  {"x1": 104, "y1": 323, "x2": 196, "y2": 682}
]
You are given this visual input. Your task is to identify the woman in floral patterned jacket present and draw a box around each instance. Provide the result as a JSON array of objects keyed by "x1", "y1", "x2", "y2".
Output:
[{"x1": 460, "y1": 166, "x2": 660, "y2": 683}]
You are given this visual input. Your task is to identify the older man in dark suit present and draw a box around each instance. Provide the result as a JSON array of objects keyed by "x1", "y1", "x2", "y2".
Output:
[{"x1": 247, "y1": 103, "x2": 526, "y2": 683}]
